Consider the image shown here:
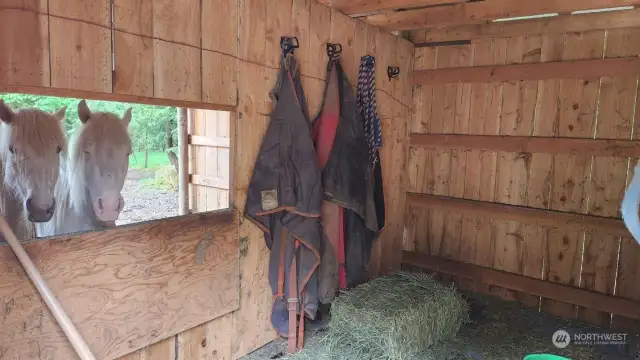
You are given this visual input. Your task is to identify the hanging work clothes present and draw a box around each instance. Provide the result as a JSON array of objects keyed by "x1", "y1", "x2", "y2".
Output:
[
  {"x1": 312, "y1": 47, "x2": 382, "y2": 292},
  {"x1": 346, "y1": 55, "x2": 386, "y2": 288},
  {"x1": 244, "y1": 52, "x2": 324, "y2": 339}
]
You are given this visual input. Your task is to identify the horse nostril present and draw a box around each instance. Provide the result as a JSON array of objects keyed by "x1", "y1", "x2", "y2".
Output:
[
  {"x1": 26, "y1": 198, "x2": 33, "y2": 210},
  {"x1": 98, "y1": 198, "x2": 104, "y2": 211}
]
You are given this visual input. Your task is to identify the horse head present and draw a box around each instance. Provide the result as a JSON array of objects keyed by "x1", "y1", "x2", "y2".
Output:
[
  {"x1": 0, "y1": 99, "x2": 67, "y2": 222},
  {"x1": 68, "y1": 100, "x2": 132, "y2": 223}
]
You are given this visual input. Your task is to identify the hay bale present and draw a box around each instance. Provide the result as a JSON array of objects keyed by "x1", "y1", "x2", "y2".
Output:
[
  {"x1": 153, "y1": 165, "x2": 178, "y2": 191},
  {"x1": 287, "y1": 272, "x2": 470, "y2": 360}
]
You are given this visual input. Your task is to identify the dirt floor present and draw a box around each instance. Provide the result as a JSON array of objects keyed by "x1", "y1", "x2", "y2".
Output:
[
  {"x1": 116, "y1": 169, "x2": 178, "y2": 226},
  {"x1": 239, "y1": 291, "x2": 640, "y2": 360}
]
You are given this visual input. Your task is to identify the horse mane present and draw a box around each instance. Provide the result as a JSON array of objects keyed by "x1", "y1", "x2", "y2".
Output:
[{"x1": 56, "y1": 111, "x2": 132, "y2": 228}]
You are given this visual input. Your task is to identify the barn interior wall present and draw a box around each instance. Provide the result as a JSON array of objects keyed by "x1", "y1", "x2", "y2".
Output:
[
  {"x1": 0, "y1": 0, "x2": 414, "y2": 359},
  {"x1": 405, "y1": 13, "x2": 640, "y2": 332}
]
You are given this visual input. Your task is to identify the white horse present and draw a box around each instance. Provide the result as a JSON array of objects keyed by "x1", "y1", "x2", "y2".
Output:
[
  {"x1": 0, "y1": 99, "x2": 67, "y2": 240},
  {"x1": 36, "y1": 100, "x2": 132, "y2": 237}
]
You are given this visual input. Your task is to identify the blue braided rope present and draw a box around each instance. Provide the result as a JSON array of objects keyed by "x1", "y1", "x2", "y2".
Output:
[{"x1": 357, "y1": 55, "x2": 382, "y2": 166}]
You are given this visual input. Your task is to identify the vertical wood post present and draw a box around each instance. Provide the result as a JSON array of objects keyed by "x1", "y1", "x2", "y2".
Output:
[{"x1": 178, "y1": 107, "x2": 189, "y2": 215}]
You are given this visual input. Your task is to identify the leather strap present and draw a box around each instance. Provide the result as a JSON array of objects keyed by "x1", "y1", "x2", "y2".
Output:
[
  {"x1": 276, "y1": 227, "x2": 287, "y2": 298},
  {"x1": 287, "y1": 240, "x2": 300, "y2": 353}
]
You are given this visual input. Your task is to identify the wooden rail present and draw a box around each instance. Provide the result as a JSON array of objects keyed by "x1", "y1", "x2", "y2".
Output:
[
  {"x1": 402, "y1": 251, "x2": 640, "y2": 321},
  {"x1": 406, "y1": 193, "x2": 630, "y2": 237},
  {"x1": 410, "y1": 134, "x2": 640, "y2": 157},
  {"x1": 328, "y1": 0, "x2": 469, "y2": 16},
  {"x1": 190, "y1": 174, "x2": 230, "y2": 190},
  {"x1": 188, "y1": 135, "x2": 231, "y2": 148},
  {"x1": 413, "y1": 57, "x2": 640, "y2": 85},
  {"x1": 365, "y1": 0, "x2": 640, "y2": 31},
  {"x1": 416, "y1": 8, "x2": 640, "y2": 42}
]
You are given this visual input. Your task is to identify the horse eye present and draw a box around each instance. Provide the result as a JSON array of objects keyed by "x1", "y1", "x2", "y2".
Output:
[
  {"x1": 8, "y1": 145, "x2": 15, "y2": 154},
  {"x1": 84, "y1": 150, "x2": 91, "y2": 155},
  {"x1": 56, "y1": 146, "x2": 62, "y2": 154}
]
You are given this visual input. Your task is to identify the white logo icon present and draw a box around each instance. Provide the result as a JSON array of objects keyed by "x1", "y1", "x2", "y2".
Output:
[{"x1": 552, "y1": 330, "x2": 571, "y2": 348}]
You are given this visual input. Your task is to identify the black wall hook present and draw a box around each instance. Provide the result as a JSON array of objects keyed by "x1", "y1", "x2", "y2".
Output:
[
  {"x1": 280, "y1": 36, "x2": 299, "y2": 56},
  {"x1": 326, "y1": 43, "x2": 342, "y2": 60},
  {"x1": 387, "y1": 66, "x2": 400, "y2": 81}
]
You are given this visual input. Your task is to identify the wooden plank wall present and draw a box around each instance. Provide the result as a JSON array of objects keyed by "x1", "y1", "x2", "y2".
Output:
[
  {"x1": 0, "y1": 0, "x2": 414, "y2": 359},
  {"x1": 407, "y1": 20, "x2": 640, "y2": 332}
]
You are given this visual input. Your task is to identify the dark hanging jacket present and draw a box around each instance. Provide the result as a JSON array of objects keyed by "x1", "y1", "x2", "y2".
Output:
[
  {"x1": 244, "y1": 52, "x2": 324, "y2": 337},
  {"x1": 311, "y1": 49, "x2": 383, "y2": 291}
]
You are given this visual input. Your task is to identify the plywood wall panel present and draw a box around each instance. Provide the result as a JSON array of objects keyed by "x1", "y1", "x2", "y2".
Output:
[
  {"x1": 0, "y1": 10, "x2": 49, "y2": 87},
  {"x1": 50, "y1": 18, "x2": 111, "y2": 93},
  {"x1": 0, "y1": 212, "x2": 239, "y2": 360},
  {"x1": 330, "y1": 9, "x2": 357, "y2": 84},
  {"x1": 114, "y1": 31, "x2": 154, "y2": 97},
  {"x1": 238, "y1": 0, "x2": 267, "y2": 64},
  {"x1": 202, "y1": 0, "x2": 238, "y2": 56},
  {"x1": 202, "y1": 51, "x2": 238, "y2": 106},
  {"x1": 113, "y1": 0, "x2": 154, "y2": 37},
  {"x1": 266, "y1": 0, "x2": 293, "y2": 69},
  {"x1": 291, "y1": 0, "x2": 310, "y2": 75},
  {"x1": 152, "y1": 0, "x2": 201, "y2": 47},
  {"x1": 1, "y1": 0, "x2": 47, "y2": 12},
  {"x1": 308, "y1": 0, "x2": 332, "y2": 80},
  {"x1": 153, "y1": 39, "x2": 201, "y2": 101},
  {"x1": 49, "y1": 0, "x2": 110, "y2": 26}
]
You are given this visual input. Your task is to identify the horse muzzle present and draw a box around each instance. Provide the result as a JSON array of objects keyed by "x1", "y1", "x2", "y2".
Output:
[
  {"x1": 26, "y1": 197, "x2": 55, "y2": 222},
  {"x1": 93, "y1": 192, "x2": 124, "y2": 222}
]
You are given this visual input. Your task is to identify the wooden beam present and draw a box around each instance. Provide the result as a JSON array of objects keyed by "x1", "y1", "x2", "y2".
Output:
[
  {"x1": 413, "y1": 57, "x2": 640, "y2": 85},
  {"x1": 328, "y1": 0, "x2": 469, "y2": 16},
  {"x1": 402, "y1": 251, "x2": 640, "y2": 321},
  {"x1": 0, "y1": 210, "x2": 240, "y2": 360},
  {"x1": 190, "y1": 174, "x2": 230, "y2": 190},
  {"x1": 0, "y1": 84, "x2": 236, "y2": 112},
  {"x1": 406, "y1": 193, "x2": 630, "y2": 237},
  {"x1": 410, "y1": 134, "x2": 640, "y2": 158},
  {"x1": 415, "y1": 8, "x2": 640, "y2": 42},
  {"x1": 178, "y1": 107, "x2": 189, "y2": 216},
  {"x1": 189, "y1": 135, "x2": 231, "y2": 148},
  {"x1": 365, "y1": 0, "x2": 640, "y2": 31}
]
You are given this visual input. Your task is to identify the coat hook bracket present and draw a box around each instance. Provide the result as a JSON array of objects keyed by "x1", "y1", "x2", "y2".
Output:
[
  {"x1": 326, "y1": 43, "x2": 342, "y2": 60},
  {"x1": 387, "y1": 66, "x2": 400, "y2": 81},
  {"x1": 280, "y1": 36, "x2": 299, "y2": 56}
]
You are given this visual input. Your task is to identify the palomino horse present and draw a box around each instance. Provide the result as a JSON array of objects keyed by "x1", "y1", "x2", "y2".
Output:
[
  {"x1": 35, "y1": 100, "x2": 132, "y2": 237},
  {"x1": 0, "y1": 99, "x2": 67, "y2": 240}
]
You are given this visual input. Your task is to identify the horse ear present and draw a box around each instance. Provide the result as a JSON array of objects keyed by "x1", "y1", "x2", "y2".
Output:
[
  {"x1": 122, "y1": 107, "x2": 132, "y2": 127},
  {"x1": 53, "y1": 106, "x2": 67, "y2": 121},
  {"x1": 77, "y1": 99, "x2": 92, "y2": 124},
  {"x1": 0, "y1": 99, "x2": 15, "y2": 124}
]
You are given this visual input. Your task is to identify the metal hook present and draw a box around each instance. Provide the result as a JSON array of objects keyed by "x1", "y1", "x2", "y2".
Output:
[
  {"x1": 387, "y1": 66, "x2": 400, "y2": 81},
  {"x1": 361, "y1": 55, "x2": 375, "y2": 68},
  {"x1": 326, "y1": 43, "x2": 342, "y2": 60},
  {"x1": 280, "y1": 36, "x2": 299, "y2": 56}
]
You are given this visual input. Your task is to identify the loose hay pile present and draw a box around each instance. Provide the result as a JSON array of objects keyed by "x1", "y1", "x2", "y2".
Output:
[{"x1": 285, "y1": 272, "x2": 470, "y2": 360}]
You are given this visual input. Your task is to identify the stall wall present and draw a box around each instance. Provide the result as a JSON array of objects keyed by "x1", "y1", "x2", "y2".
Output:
[
  {"x1": 406, "y1": 17, "x2": 640, "y2": 331},
  {"x1": 0, "y1": 0, "x2": 414, "y2": 359}
]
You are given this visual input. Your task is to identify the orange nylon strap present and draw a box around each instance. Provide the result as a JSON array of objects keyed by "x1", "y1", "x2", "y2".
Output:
[
  {"x1": 287, "y1": 239, "x2": 300, "y2": 353},
  {"x1": 297, "y1": 289, "x2": 305, "y2": 351},
  {"x1": 276, "y1": 227, "x2": 287, "y2": 298}
]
